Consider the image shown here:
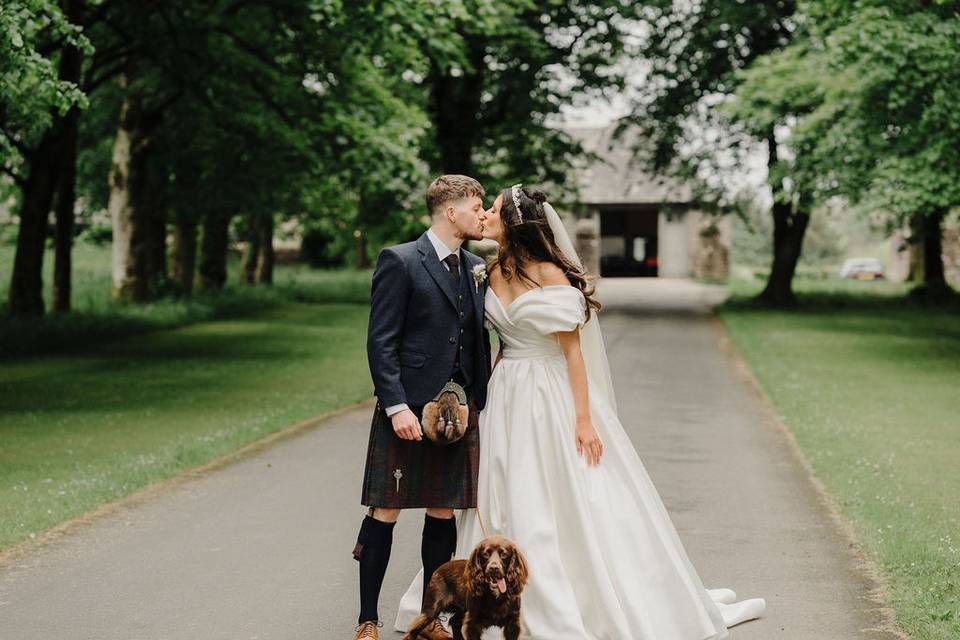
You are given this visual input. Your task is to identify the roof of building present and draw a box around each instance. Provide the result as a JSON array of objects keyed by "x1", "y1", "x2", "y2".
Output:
[{"x1": 565, "y1": 124, "x2": 693, "y2": 205}]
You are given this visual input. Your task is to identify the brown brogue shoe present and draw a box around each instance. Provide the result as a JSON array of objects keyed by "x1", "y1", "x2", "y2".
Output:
[
  {"x1": 420, "y1": 618, "x2": 453, "y2": 640},
  {"x1": 353, "y1": 620, "x2": 382, "y2": 639}
]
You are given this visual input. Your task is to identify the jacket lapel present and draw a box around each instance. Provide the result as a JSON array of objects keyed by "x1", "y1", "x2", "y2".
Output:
[
  {"x1": 417, "y1": 232, "x2": 459, "y2": 311},
  {"x1": 463, "y1": 251, "x2": 487, "y2": 344},
  {"x1": 465, "y1": 253, "x2": 486, "y2": 328}
]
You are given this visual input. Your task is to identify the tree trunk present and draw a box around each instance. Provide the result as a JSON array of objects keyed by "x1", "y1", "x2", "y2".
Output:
[
  {"x1": 757, "y1": 131, "x2": 809, "y2": 306},
  {"x1": 108, "y1": 69, "x2": 165, "y2": 303},
  {"x1": 240, "y1": 214, "x2": 260, "y2": 285},
  {"x1": 921, "y1": 208, "x2": 947, "y2": 290},
  {"x1": 53, "y1": 106, "x2": 80, "y2": 313},
  {"x1": 354, "y1": 230, "x2": 368, "y2": 269},
  {"x1": 907, "y1": 208, "x2": 954, "y2": 300},
  {"x1": 199, "y1": 211, "x2": 231, "y2": 291},
  {"x1": 255, "y1": 212, "x2": 274, "y2": 285},
  {"x1": 143, "y1": 191, "x2": 167, "y2": 296},
  {"x1": 430, "y1": 36, "x2": 485, "y2": 174},
  {"x1": 170, "y1": 210, "x2": 197, "y2": 296},
  {"x1": 905, "y1": 213, "x2": 925, "y2": 283},
  {"x1": 8, "y1": 129, "x2": 61, "y2": 317},
  {"x1": 52, "y1": 0, "x2": 84, "y2": 313},
  {"x1": 9, "y1": 0, "x2": 86, "y2": 317},
  {"x1": 759, "y1": 202, "x2": 809, "y2": 306}
]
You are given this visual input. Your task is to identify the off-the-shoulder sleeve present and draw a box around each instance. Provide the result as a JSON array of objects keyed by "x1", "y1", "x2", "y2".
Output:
[{"x1": 511, "y1": 286, "x2": 586, "y2": 334}]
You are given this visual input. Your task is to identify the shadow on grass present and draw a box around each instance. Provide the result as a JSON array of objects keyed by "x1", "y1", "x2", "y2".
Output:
[
  {"x1": 722, "y1": 278, "x2": 960, "y2": 314},
  {"x1": 0, "y1": 276, "x2": 371, "y2": 360},
  {"x1": 0, "y1": 303, "x2": 370, "y2": 417},
  {"x1": 718, "y1": 281, "x2": 960, "y2": 362}
]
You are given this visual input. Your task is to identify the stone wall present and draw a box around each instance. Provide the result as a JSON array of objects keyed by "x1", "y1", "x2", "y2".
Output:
[
  {"x1": 688, "y1": 210, "x2": 731, "y2": 280},
  {"x1": 658, "y1": 207, "x2": 690, "y2": 278},
  {"x1": 575, "y1": 214, "x2": 600, "y2": 277}
]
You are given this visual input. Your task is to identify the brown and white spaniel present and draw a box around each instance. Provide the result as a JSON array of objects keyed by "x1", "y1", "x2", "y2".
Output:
[{"x1": 402, "y1": 535, "x2": 529, "y2": 640}]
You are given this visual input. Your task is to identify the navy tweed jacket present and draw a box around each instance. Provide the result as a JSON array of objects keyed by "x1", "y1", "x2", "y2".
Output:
[{"x1": 366, "y1": 231, "x2": 492, "y2": 411}]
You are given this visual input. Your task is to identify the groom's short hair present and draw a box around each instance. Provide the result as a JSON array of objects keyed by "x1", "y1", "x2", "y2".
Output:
[{"x1": 426, "y1": 175, "x2": 485, "y2": 217}]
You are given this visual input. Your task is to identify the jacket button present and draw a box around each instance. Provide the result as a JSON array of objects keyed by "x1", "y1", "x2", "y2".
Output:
[{"x1": 449, "y1": 337, "x2": 455, "y2": 344}]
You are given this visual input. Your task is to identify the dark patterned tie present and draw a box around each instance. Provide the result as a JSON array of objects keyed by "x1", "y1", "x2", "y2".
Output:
[{"x1": 444, "y1": 253, "x2": 460, "y2": 285}]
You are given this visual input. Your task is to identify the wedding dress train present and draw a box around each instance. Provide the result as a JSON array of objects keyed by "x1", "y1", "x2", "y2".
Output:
[{"x1": 395, "y1": 285, "x2": 765, "y2": 639}]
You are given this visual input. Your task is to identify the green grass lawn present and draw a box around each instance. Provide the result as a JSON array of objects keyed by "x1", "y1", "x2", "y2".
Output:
[
  {"x1": 0, "y1": 297, "x2": 373, "y2": 551},
  {"x1": 719, "y1": 278, "x2": 960, "y2": 640},
  {"x1": 1, "y1": 240, "x2": 377, "y2": 552}
]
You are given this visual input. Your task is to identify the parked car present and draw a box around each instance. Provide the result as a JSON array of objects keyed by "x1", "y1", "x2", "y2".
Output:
[{"x1": 839, "y1": 257, "x2": 885, "y2": 280}]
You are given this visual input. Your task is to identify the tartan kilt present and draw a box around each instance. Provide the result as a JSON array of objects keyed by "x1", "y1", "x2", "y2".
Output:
[{"x1": 360, "y1": 392, "x2": 479, "y2": 509}]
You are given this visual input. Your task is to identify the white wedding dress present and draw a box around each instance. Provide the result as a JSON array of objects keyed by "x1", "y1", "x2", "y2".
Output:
[{"x1": 395, "y1": 284, "x2": 765, "y2": 639}]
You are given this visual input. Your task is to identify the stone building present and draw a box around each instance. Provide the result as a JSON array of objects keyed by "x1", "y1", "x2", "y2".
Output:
[{"x1": 563, "y1": 125, "x2": 731, "y2": 280}]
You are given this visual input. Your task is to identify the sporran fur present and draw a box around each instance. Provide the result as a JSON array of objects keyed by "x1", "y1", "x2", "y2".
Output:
[{"x1": 421, "y1": 381, "x2": 469, "y2": 445}]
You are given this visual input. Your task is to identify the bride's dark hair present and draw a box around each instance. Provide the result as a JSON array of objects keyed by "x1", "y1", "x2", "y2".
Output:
[{"x1": 493, "y1": 186, "x2": 601, "y2": 320}]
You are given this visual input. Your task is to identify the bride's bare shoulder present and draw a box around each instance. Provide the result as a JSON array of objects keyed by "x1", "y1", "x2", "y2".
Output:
[
  {"x1": 487, "y1": 261, "x2": 503, "y2": 285},
  {"x1": 532, "y1": 261, "x2": 571, "y2": 287}
]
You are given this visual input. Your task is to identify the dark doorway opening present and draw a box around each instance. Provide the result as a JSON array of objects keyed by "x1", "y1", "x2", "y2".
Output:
[{"x1": 599, "y1": 207, "x2": 659, "y2": 277}]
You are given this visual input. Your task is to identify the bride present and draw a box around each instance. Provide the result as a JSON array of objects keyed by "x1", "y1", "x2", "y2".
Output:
[{"x1": 395, "y1": 185, "x2": 766, "y2": 639}]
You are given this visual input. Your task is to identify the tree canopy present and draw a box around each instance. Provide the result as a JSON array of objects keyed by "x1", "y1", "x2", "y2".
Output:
[{"x1": 729, "y1": 0, "x2": 960, "y2": 292}]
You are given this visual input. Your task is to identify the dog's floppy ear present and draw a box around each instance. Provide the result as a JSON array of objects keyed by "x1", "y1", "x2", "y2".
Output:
[
  {"x1": 467, "y1": 544, "x2": 488, "y2": 598},
  {"x1": 506, "y1": 543, "x2": 529, "y2": 592}
]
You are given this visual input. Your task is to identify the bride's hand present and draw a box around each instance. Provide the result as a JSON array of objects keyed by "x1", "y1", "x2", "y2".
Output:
[{"x1": 575, "y1": 419, "x2": 604, "y2": 467}]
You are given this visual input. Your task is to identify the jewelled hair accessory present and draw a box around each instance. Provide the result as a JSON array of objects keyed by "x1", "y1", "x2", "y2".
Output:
[{"x1": 510, "y1": 184, "x2": 523, "y2": 223}]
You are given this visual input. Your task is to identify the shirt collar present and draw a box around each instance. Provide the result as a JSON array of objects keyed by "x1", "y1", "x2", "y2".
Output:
[{"x1": 426, "y1": 227, "x2": 461, "y2": 263}]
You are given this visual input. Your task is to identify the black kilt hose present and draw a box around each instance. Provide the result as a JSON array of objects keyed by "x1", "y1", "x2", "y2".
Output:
[
  {"x1": 362, "y1": 232, "x2": 491, "y2": 511},
  {"x1": 360, "y1": 392, "x2": 480, "y2": 509}
]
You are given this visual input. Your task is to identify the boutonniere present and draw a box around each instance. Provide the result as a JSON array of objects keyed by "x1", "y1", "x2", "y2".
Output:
[{"x1": 471, "y1": 264, "x2": 487, "y2": 293}]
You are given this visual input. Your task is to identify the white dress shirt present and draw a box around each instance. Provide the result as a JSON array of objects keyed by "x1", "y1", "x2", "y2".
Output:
[{"x1": 384, "y1": 228, "x2": 463, "y2": 417}]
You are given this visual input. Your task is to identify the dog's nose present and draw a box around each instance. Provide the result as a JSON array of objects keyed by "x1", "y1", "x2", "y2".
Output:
[{"x1": 487, "y1": 550, "x2": 504, "y2": 574}]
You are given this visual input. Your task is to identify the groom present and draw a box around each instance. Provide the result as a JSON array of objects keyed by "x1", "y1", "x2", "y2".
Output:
[{"x1": 351, "y1": 174, "x2": 492, "y2": 640}]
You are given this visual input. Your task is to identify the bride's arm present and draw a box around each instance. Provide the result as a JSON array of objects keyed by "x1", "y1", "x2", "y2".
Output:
[
  {"x1": 537, "y1": 261, "x2": 604, "y2": 466},
  {"x1": 556, "y1": 328, "x2": 604, "y2": 466}
]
